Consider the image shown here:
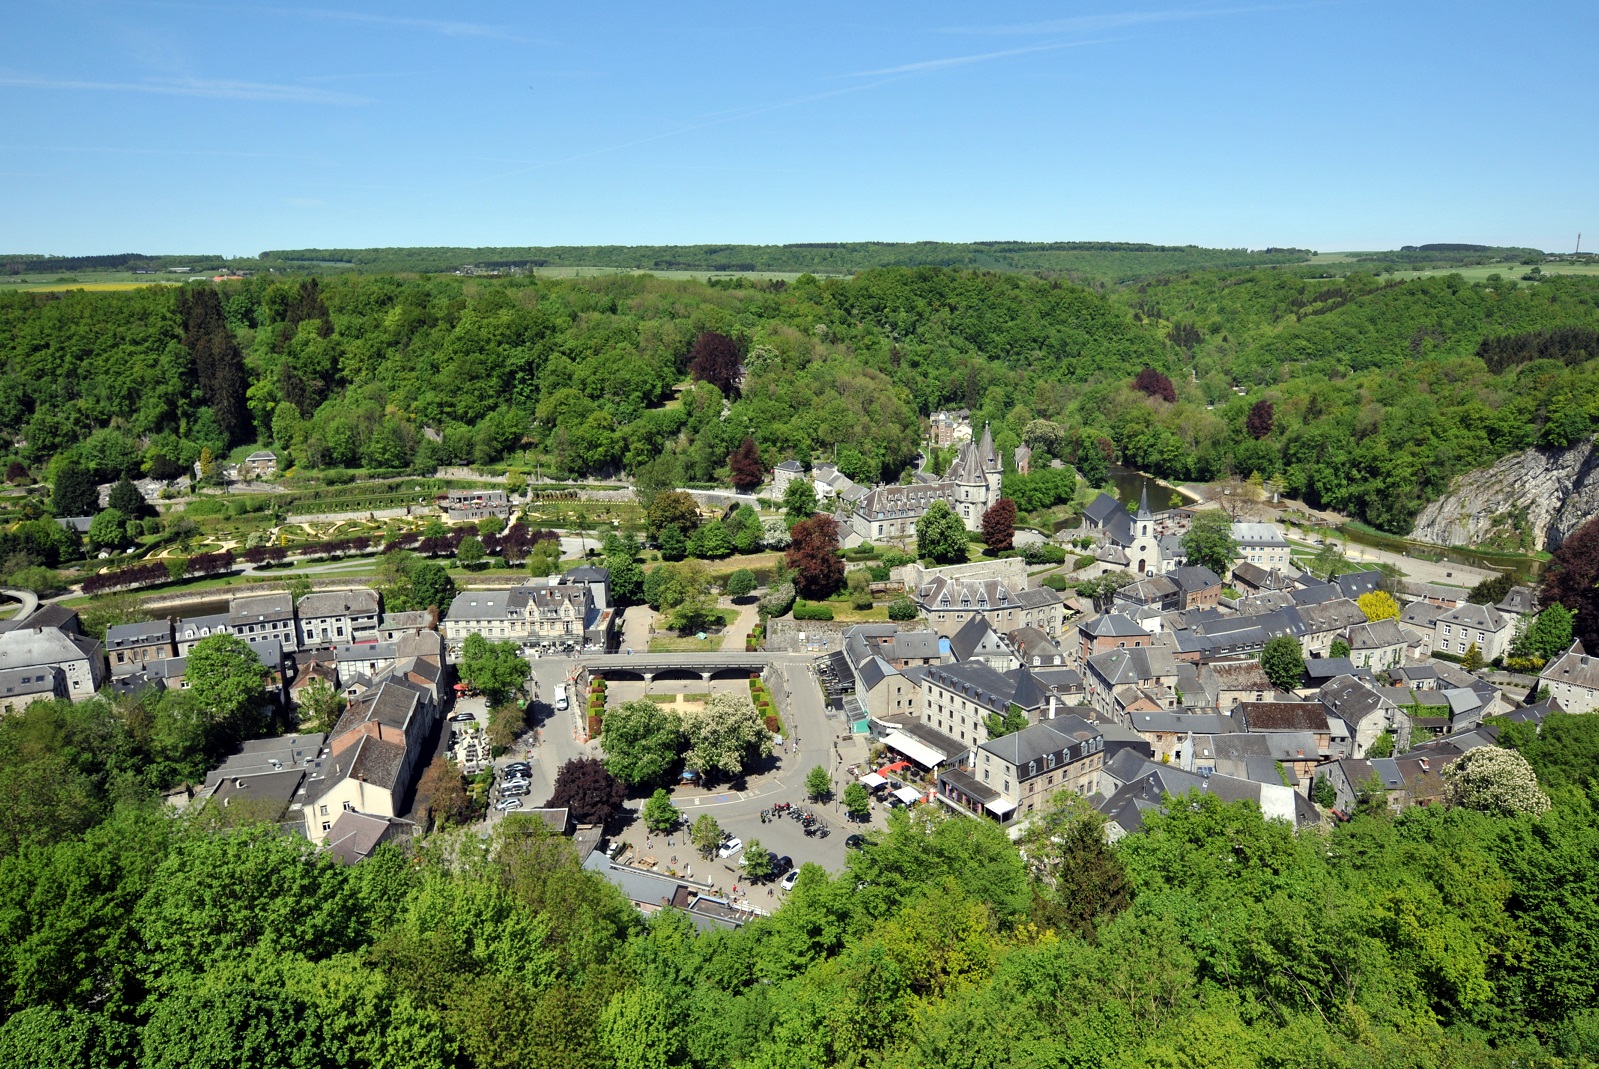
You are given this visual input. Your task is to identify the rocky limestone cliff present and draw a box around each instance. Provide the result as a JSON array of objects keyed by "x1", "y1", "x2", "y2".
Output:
[{"x1": 1410, "y1": 437, "x2": 1599, "y2": 551}]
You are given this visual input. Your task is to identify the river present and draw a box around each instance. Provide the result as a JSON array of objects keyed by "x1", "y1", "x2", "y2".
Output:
[
  {"x1": 1332, "y1": 524, "x2": 1544, "y2": 581},
  {"x1": 1106, "y1": 464, "x2": 1182, "y2": 510}
]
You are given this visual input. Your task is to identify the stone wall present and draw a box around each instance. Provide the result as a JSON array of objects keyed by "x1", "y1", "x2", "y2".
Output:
[
  {"x1": 764, "y1": 616, "x2": 855, "y2": 653},
  {"x1": 901, "y1": 555, "x2": 1028, "y2": 592}
]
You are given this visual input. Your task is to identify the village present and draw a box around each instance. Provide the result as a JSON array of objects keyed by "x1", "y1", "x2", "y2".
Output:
[{"x1": 0, "y1": 404, "x2": 1586, "y2": 931}]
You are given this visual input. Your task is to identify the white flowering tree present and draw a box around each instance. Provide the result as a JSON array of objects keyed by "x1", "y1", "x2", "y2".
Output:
[
  {"x1": 760, "y1": 517, "x2": 791, "y2": 550},
  {"x1": 680, "y1": 693, "x2": 772, "y2": 781},
  {"x1": 1442, "y1": 746, "x2": 1551, "y2": 817}
]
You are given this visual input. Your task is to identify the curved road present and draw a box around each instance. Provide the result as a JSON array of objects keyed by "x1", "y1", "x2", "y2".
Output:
[{"x1": 0, "y1": 587, "x2": 39, "y2": 623}]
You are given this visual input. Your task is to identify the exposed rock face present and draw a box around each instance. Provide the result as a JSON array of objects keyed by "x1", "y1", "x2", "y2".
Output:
[{"x1": 1410, "y1": 437, "x2": 1599, "y2": 551}]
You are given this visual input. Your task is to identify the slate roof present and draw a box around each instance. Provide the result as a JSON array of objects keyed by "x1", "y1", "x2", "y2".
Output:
[
  {"x1": 1400, "y1": 601, "x2": 1447, "y2": 629},
  {"x1": 978, "y1": 714, "x2": 1100, "y2": 768},
  {"x1": 1496, "y1": 586, "x2": 1537, "y2": 616},
  {"x1": 106, "y1": 619, "x2": 173, "y2": 651},
  {"x1": 1296, "y1": 598, "x2": 1368, "y2": 634},
  {"x1": 1541, "y1": 640, "x2": 1599, "y2": 690},
  {"x1": 0, "y1": 666, "x2": 61, "y2": 698},
  {"x1": 324, "y1": 811, "x2": 412, "y2": 865},
  {"x1": 297, "y1": 589, "x2": 380, "y2": 617},
  {"x1": 1079, "y1": 613, "x2": 1147, "y2": 638},
  {"x1": 1128, "y1": 710, "x2": 1233, "y2": 734},
  {"x1": 230, "y1": 591, "x2": 295, "y2": 624},
  {"x1": 948, "y1": 614, "x2": 1006, "y2": 662},
  {"x1": 1319, "y1": 675, "x2": 1391, "y2": 722},
  {"x1": 1438, "y1": 603, "x2": 1510, "y2": 632},
  {"x1": 1008, "y1": 626, "x2": 1063, "y2": 664},
  {"x1": 1347, "y1": 619, "x2": 1407, "y2": 649},
  {"x1": 0, "y1": 626, "x2": 99, "y2": 672},
  {"x1": 1172, "y1": 564, "x2": 1222, "y2": 593},
  {"x1": 1237, "y1": 701, "x2": 1329, "y2": 733},
  {"x1": 1087, "y1": 645, "x2": 1178, "y2": 687},
  {"x1": 1332, "y1": 570, "x2": 1385, "y2": 599},
  {"x1": 1304, "y1": 656, "x2": 1358, "y2": 681}
]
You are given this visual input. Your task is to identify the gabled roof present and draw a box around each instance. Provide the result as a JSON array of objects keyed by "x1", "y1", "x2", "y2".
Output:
[
  {"x1": 1079, "y1": 613, "x2": 1147, "y2": 639},
  {"x1": 1087, "y1": 645, "x2": 1178, "y2": 687},
  {"x1": 1400, "y1": 601, "x2": 1448, "y2": 628},
  {"x1": 1496, "y1": 586, "x2": 1537, "y2": 615},
  {"x1": 979, "y1": 715, "x2": 1099, "y2": 767},
  {"x1": 298, "y1": 589, "x2": 380, "y2": 618},
  {"x1": 1540, "y1": 640, "x2": 1599, "y2": 690},
  {"x1": 948, "y1": 614, "x2": 1005, "y2": 662},
  {"x1": 1347, "y1": 619, "x2": 1407, "y2": 649},
  {"x1": 324, "y1": 811, "x2": 412, "y2": 864},
  {"x1": 1332, "y1": 570, "x2": 1385, "y2": 599},
  {"x1": 1304, "y1": 656, "x2": 1357, "y2": 680},
  {"x1": 1439, "y1": 603, "x2": 1510, "y2": 631},
  {"x1": 106, "y1": 619, "x2": 173, "y2": 649},
  {"x1": 1237, "y1": 701, "x2": 1328, "y2": 733},
  {"x1": 1319, "y1": 675, "x2": 1390, "y2": 722},
  {"x1": 1172, "y1": 565, "x2": 1222, "y2": 593}
]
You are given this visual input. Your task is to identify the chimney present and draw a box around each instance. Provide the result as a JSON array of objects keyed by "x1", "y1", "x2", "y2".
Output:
[{"x1": 1048, "y1": 694, "x2": 1057, "y2": 719}]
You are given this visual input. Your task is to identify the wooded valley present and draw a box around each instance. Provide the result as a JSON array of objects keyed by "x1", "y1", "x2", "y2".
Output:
[{"x1": 4, "y1": 260, "x2": 1598, "y2": 536}]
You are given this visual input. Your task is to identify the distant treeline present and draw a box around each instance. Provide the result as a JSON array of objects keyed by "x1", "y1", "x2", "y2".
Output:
[
  {"x1": 2, "y1": 253, "x2": 229, "y2": 275},
  {"x1": 256, "y1": 241, "x2": 1316, "y2": 281}
]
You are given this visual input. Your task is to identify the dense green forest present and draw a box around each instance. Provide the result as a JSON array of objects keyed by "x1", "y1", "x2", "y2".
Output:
[
  {"x1": 4, "y1": 263, "x2": 1599, "y2": 535},
  {"x1": 3, "y1": 687, "x2": 1599, "y2": 1068}
]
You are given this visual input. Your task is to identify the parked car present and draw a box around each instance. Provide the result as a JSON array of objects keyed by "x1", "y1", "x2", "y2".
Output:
[
  {"x1": 450, "y1": 712, "x2": 476, "y2": 722},
  {"x1": 716, "y1": 837, "x2": 743, "y2": 859},
  {"x1": 504, "y1": 762, "x2": 532, "y2": 774},
  {"x1": 780, "y1": 868, "x2": 800, "y2": 891},
  {"x1": 771, "y1": 855, "x2": 793, "y2": 877},
  {"x1": 845, "y1": 834, "x2": 868, "y2": 851},
  {"x1": 501, "y1": 785, "x2": 530, "y2": 797},
  {"x1": 495, "y1": 798, "x2": 523, "y2": 812}
]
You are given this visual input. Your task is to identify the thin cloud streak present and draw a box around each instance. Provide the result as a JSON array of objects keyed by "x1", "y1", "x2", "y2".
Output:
[
  {"x1": 458, "y1": 30, "x2": 1123, "y2": 192},
  {"x1": 1, "y1": 143, "x2": 326, "y2": 161},
  {"x1": 455, "y1": 76, "x2": 907, "y2": 191},
  {"x1": 0, "y1": 73, "x2": 368, "y2": 104},
  {"x1": 844, "y1": 38, "x2": 1114, "y2": 78},
  {"x1": 264, "y1": 6, "x2": 547, "y2": 44},
  {"x1": 940, "y1": 4, "x2": 1298, "y2": 36}
]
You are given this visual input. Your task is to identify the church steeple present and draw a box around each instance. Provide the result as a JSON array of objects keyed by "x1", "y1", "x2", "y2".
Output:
[{"x1": 1137, "y1": 484, "x2": 1152, "y2": 520}]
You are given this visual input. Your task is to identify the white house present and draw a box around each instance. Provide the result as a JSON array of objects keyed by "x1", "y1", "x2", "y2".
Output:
[
  {"x1": 1432, "y1": 603, "x2": 1514, "y2": 662},
  {"x1": 1539, "y1": 640, "x2": 1599, "y2": 714}
]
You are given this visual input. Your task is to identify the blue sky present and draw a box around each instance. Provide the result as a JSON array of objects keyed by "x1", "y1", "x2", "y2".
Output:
[{"x1": 3, "y1": 1, "x2": 1594, "y2": 256}]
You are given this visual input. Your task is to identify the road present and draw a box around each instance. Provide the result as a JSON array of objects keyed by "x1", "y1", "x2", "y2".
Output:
[{"x1": 0, "y1": 587, "x2": 39, "y2": 622}]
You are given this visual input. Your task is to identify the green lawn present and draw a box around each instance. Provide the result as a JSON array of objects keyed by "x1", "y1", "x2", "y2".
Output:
[{"x1": 647, "y1": 636, "x2": 724, "y2": 653}]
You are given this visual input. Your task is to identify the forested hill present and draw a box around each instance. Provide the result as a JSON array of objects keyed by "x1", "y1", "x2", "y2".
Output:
[
  {"x1": 258, "y1": 241, "x2": 1312, "y2": 280},
  {"x1": 4, "y1": 265, "x2": 1599, "y2": 536}
]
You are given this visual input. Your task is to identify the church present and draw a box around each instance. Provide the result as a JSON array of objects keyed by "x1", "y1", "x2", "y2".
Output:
[{"x1": 1079, "y1": 486, "x2": 1189, "y2": 576}]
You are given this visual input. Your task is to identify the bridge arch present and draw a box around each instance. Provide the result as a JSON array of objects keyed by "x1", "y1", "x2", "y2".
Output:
[{"x1": 651, "y1": 667, "x2": 707, "y2": 683}]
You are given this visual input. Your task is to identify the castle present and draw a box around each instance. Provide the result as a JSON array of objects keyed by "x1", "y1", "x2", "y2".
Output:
[{"x1": 838, "y1": 424, "x2": 1004, "y2": 544}]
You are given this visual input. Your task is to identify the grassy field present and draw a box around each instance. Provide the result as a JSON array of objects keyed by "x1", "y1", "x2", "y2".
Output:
[
  {"x1": 3, "y1": 279, "x2": 184, "y2": 292},
  {"x1": 1388, "y1": 262, "x2": 1599, "y2": 284},
  {"x1": 647, "y1": 635, "x2": 723, "y2": 653}
]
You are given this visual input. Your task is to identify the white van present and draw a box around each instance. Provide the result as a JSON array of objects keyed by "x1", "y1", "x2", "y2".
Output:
[{"x1": 554, "y1": 684, "x2": 568, "y2": 711}]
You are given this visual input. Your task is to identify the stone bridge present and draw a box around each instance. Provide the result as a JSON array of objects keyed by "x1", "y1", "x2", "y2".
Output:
[{"x1": 576, "y1": 651, "x2": 771, "y2": 683}]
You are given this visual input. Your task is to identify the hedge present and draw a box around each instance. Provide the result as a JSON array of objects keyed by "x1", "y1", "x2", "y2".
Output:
[{"x1": 793, "y1": 601, "x2": 834, "y2": 621}]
